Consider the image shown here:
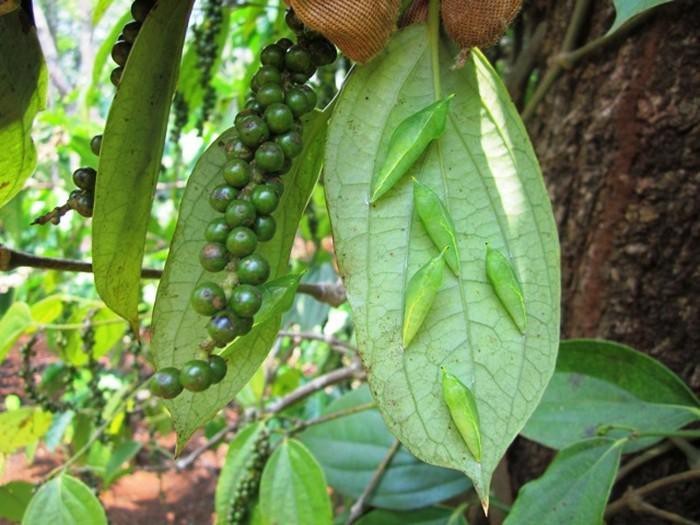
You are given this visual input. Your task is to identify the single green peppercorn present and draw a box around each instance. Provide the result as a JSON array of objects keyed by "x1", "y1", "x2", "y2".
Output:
[
  {"x1": 222, "y1": 159, "x2": 252, "y2": 188},
  {"x1": 267, "y1": 181, "x2": 285, "y2": 198},
  {"x1": 180, "y1": 360, "x2": 213, "y2": 392},
  {"x1": 253, "y1": 65, "x2": 282, "y2": 87},
  {"x1": 191, "y1": 282, "x2": 227, "y2": 315},
  {"x1": 264, "y1": 103, "x2": 294, "y2": 134},
  {"x1": 207, "y1": 311, "x2": 251, "y2": 346},
  {"x1": 90, "y1": 135, "x2": 102, "y2": 156},
  {"x1": 68, "y1": 190, "x2": 94, "y2": 218},
  {"x1": 208, "y1": 355, "x2": 228, "y2": 384},
  {"x1": 276, "y1": 37, "x2": 293, "y2": 50},
  {"x1": 254, "y1": 215, "x2": 276, "y2": 242},
  {"x1": 275, "y1": 130, "x2": 303, "y2": 158},
  {"x1": 255, "y1": 84, "x2": 285, "y2": 107},
  {"x1": 205, "y1": 217, "x2": 231, "y2": 243},
  {"x1": 225, "y1": 199, "x2": 256, "y2": 228},
  {"x1": 235, "y1": 109, "x2": 258, "y2": 128},
  {"x1": 285, "y1": 87, "x2": 313, "y2": 117},
  {"x1": 111, "y1": 40, "x2": 132, "y2": 67},
  {"x1": 199, "y1": 243, "x2": 229, "y2": 272},
  {"x1": 255, "y1": 142, "x2": 285, "y2": 173},
  {"x1": 210, "y1": 184, "x2": 238, "y2": 212},
  {"x1": 238, "y1": 254, "x2": 271, "y2": 285},
  {"x1": 229, "y1": 284, "x2": 263, "y2": 318},
  {"x1": 226, "y1": 226, "x2": 258, "y2": 257},
  {"x1": 72, "y1": 167, "x2": 97, "y2": 191},
  {"x1": 307, "y1": 37, "x2": 338, "y2": 67},
  {"x1": 260, "y1": 43, "x2": 285, "y2": 68},
  {"x1": 122, "y1": 21, "x2": 141, "y2": 44},
  {"x1": 290, "y1": 71, "x2": 313, "y2": 84},
  {"x1": 300, "y1": 84, "x2": 318, "y2": 110},
  {"x1": 110, "y1": 67, "x2": 123, "y2": 87},
  {"x1": 150, "y1": 367, "x2": 183, "y2": 399},
  {"x1": 236, "y1": 115, "x2": 270, "y2": 148},
  {"x1": 245, "y1": 99, "x2": 265, "y2": 114},
  {"x1": 227, "y1": 138, "x2": 254, "y2": 161},
  {"x1": 131, "y1": 0, "x2": 154, "y2": 23},
  {"x1": 285, "y1": 45, "x2": 313, "y2": 73},
  {"x1": 251, "y1": 185, "x2": 280, "y2": 215}
]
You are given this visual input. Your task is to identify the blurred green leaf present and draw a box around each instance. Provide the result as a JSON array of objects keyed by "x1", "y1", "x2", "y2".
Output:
[
  {"x1": 0, "y1": 481, "x2": 33, "y2": 523},
  {"x1": 92, "y1": 0, "x2": 117, "y2": 26},
  {"x1": 0, "y1": 11, "x2": 47, "y2": 210},
  {"x1": 104, "y1": 440, "x2": 141, "y2": 486},
  {"x1": 87, "y1": 11, "x2": 131, "y2": 107},
  {"x1": 522, "y1": 339, "x2": 700, "y2": 452},
  {"x1": 22, "y1": 474, "x2": 107, "y2": 525},
  {"x1": 29, "y1": 295, "x2": 63, "y2": 324},
  {"x1": 504, "y1": 439, "x2": 623, "y2": 525},
  {"x1": 93, "y1": 0, "x2": 194, "y2": 328},
  {"x1": 300, "y1": 387, "x2": 471, "y2": 510},
  {"x1": 0, "y1": 302, "x2": 32, "y2": 362},
  {"x1": 0, "y1": 407, "x2": 52, "y2": 454},
  {"x1": 260, "y1": 439, "x2": 332, "y2": 525}
]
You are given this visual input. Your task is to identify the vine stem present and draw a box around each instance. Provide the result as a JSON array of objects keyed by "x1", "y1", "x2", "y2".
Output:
[
  {"x1": 288, "y1": 402, "x2": 376, "y2": 435},
  {"x1": 428, "y1": 0, "x2": 442, "y2": 99},
  {"x1": 346, "y1": 439, "x2": 402, "y2": 525}
]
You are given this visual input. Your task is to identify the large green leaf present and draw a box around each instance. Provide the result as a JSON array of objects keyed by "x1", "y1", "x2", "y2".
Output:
[
  {"x1": 324, "y1": 25, "x2": 560, "y2": 502},
  {"x1": 607, "y1": 0, "x2": 675, "y2": 35},
  {"x1": 523, "y1": 339, "x2": 700, "y2": 452},
  {"x1": 357, "y1": 508, "x2": 467, "y2": 525},
  {"x1": 0, "y1": 10, "x2": 47, "y2": 210},
  {"x1": 22, "y1": 474, "x2": 107, "y2": 525},
  {"x1": 300, "y1": 386, "x2": 471, "y2": 510},
  {"x1": 93, "y1": 0, "x2": 194, "y2": 328},
  {"x1": 504, "y1": 439, "x2": 623, "y2": 525},
  {"x1": 152, "y1": 111, "x2": 328, "y2": 449},
  {"x1": 259, "y1": 439, "x2": 332, "y2": 525},
  {"x1": 215, "y1": 422, "x2": 266, "y2": 525}
]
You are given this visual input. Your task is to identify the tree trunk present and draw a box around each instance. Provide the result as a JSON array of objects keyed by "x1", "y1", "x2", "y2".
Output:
[{"x1": 509, "y1": 0, "x2": 700, "y2": 521}]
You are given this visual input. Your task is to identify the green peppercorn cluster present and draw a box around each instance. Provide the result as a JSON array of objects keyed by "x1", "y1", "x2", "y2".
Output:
[
  {"x1": 34, "y1": 0, "x2": 156, "y2": 226},
  {"x1": 149, "y1": 10, "x2": 337, "y2": 400},
  {"x1": 227, "y1": 429, "x2": 270, "y2": 525},
  {"x1": 20, "y1": 335, "x2": 65, "y2": 413},
  {"x1": 193, "y1": 0, "x2": 224, "y2": 132},
  {"x1": 171, "y1": 91, "x2": 189, "y2": 144}
]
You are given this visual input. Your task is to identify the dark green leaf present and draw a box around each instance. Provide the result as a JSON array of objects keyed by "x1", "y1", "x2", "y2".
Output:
[
  {"x1": 523, "y1": 339, "x2": 700, "y2": 452},
  {"x1": 357, "y1": 507, "x2": 467, "y2": 525},
  {"x1": 93, "y1": 0, "x2": 195, "y2": 328},
  {"x1": 0, "y1": 481, "x2": 33, "y2": 522},
  {"x1": 215, "y1": 422, "x2": 266, "y2": 525},
  {"x1": 403, "y1": 251, "x2": 445, "y2": 347},
  {"x1": 371, "y1": 95, "x2": 453, "y2": 203},
  {"x1": 504, "y1": 439, "x2": 622, "y2": 525},
  {"x1": 485, "y1": 247, "x2": 527, "y2": 334},
  {"x1": 260, "y1": 439, "x2": 332, "y2": 525},
  {"x1": 324, "y1": 26, "x2": 560, "y2": 501},
  {"x1": 413, "y1": 179, "x2": 460, "y2": 275},
  {"x1": 300, "y1": 387, "x2": 471, "y2": 510},
  {"x1": 0, "y1": 10, "x2": 47, "y2": 210},
  {"x1": 152, "y1": 110, "x2": 329, "y2": 450},
  {"x1": 22, "y1": 474, "x2": 107, "y2": 525}
]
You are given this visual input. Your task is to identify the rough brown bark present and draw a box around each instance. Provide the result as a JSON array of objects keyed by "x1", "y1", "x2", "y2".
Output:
[{"x1": 508, "y1": 0, "x2": 700, "y2": 521}]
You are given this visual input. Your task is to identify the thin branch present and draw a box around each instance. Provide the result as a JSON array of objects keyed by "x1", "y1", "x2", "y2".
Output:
[
  {"x1": 629, "y1": 499, "x2": 699, "y2": 525},
  {"x1": 175, "y1": 414, "x2": 243, "y2": 471},
  {"x1": 0, "y1": 244, "x2": 348, "y2": 306},
  {"x1": 606, "y1": 469, "x2": 700, "y2": 516},
  {"x1": 346, "y1": 439, "x2": 402, "y2": 525},
  {"x1": 33, "y1": 1, "x2": 72, "y2": 96},
  {"x1": 522, "y1": 0, "x2": 594, "y2": 121},
  {"x1": 616, "y1": 441, "x2": 674, "y2": 482},
  {"x1": 288, "y1": 402, "x2": 376, "y2": 435},
  {"x1": 278, "y1": 330, "x2": 357, "y2": 355}
]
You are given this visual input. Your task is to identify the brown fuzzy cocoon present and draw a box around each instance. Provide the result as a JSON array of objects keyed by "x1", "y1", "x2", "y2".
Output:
[
  {"x1": 441, "y1": 0, "x2": 522, "y2": 49},
  {"x1": 288, "y1": 0, "x2": 400, "y2": 63},
  {"x1": 399, "y1": 0, "x2": 429, "y2": 27}
]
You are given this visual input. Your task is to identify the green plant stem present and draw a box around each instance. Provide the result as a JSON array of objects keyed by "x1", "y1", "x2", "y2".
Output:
[
  {"x1": 288, "y1": 402, "x2": 377, "y2": 435},
  {"x1": 522, "y1": 0, "x2": 593, "y2": 121},
  {"x1": 37, "y1": 319, "x2": 127, "y2": 331},
  {"x1": 599, "y1": 424, "x2": 700, "y2": 440},
  {"x1": 346, "y1": 439, "x2": 402, "y2": 525},
  {"x1": 428, "y1": 0, "x2": 442, "y2": 99}
]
